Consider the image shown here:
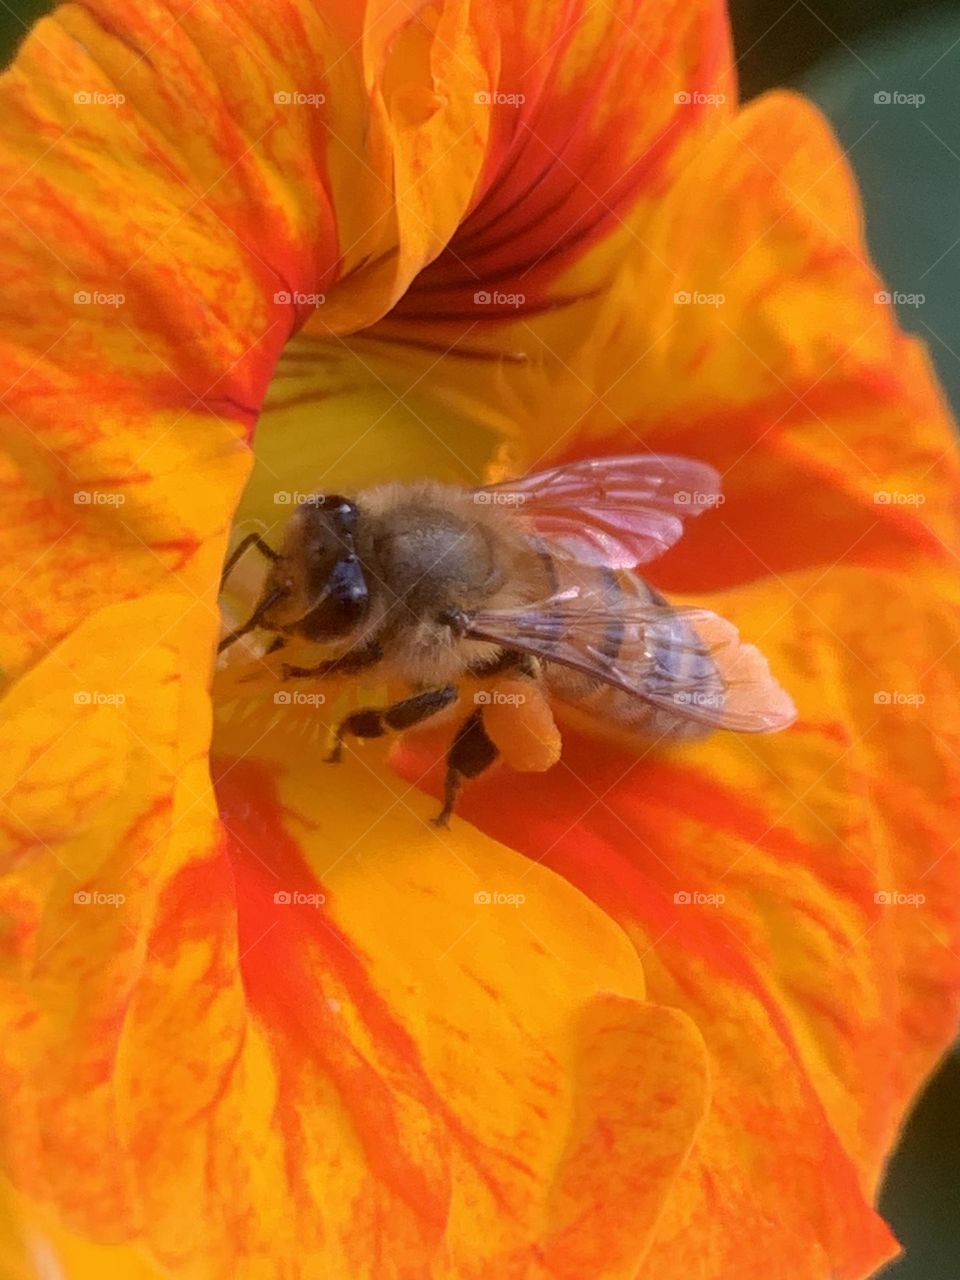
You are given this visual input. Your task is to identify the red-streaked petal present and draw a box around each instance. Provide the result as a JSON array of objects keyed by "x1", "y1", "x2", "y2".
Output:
[
  {"x1": 398, "y1": 568, "x2": 960, "y2": 1278},
  {"x1": 0, "y1": 599, "x2": 712, "y2": 1275}
]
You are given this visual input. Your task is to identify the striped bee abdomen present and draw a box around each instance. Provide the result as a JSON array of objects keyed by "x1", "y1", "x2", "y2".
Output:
[{"x1": 540, "y1": 555, "x2": 716, "y2": 741}]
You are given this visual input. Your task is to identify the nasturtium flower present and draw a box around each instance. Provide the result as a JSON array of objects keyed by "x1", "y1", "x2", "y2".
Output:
[{"x1": 1, "y1": 1, "x2": 958, "y2": 1278}]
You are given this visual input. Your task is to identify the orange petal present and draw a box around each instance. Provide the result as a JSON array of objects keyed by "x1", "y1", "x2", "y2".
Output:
[
  {"x1": 432, "y1": 93, "x2": 960, "y2": 592},
  {"x1": 4, "y1": 2, "x2": 959, "y2": 1278},
  {"x1": 0, "y1": 0, "x2": 494, "y2": 678},
  {"x1": 373, "y1": 0, "x2": 734, "y2": 347},
  {"x1": 400, "y1": 568, "x2": 960, "y2": 1278},
  {"x1": 0, "y1": 597, "x2": 218, "y2": 1241},
  {"x1": 0, "y1": 601, "x2": 715, "y2": 1275},
  {"x1": 387, "y1": 83, "x2": 960, "y2": 1279}
]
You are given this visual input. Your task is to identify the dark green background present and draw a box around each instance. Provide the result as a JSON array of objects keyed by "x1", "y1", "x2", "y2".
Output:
[{"x1": 2, "y1": 1, "x2": 958, "y2": 1275}]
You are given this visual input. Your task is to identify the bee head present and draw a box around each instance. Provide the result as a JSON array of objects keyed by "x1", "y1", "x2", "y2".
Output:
[{"x1": 277, "y1": 494, "x2": 369, "y2": 640}]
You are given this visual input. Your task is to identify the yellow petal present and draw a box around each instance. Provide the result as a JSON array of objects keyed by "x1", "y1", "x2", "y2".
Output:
[{"x1": 0, "y1": 594, "x2": 713, "y2": 1276}]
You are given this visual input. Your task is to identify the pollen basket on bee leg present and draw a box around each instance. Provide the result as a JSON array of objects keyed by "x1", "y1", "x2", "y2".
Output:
[{"x1": 479, "y1": 679, "x2": 561, "y2": 772}]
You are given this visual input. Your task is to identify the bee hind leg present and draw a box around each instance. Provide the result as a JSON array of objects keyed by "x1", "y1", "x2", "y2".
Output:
[
  {"x1": 326, "y1": 684, "x2": 458, "y2": 765},
  {"x1": 433, "y1": 709, "x2": 499, "y2": 828}
]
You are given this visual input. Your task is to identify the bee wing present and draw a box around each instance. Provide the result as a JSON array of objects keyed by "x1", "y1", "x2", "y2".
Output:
[
  {"x1": 462, "y1": 589, "x2": 797, "y2": 734},
  {"x1": 477, "y1": 454, "x2": 722, "y2": 568}
]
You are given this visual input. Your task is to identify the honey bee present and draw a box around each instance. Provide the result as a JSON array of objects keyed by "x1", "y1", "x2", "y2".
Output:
[{"x1": 219, "y1": 455, "x2": 796, "y2": 824}]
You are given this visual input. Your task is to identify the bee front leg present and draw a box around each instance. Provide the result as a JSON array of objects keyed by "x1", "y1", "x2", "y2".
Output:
[
  {"x1": 218, "y1": 585, "x2": 288, "y2": 654},
  {"x1": 219, "y1": 532, "x2": 280, "y2": 591},
  {"x1": 433, "y1": 709, "x2": 499, "y2": 828},
  {"x1": 283, "y1": 640, "x2": 383, "y2": 680},
  {"x1": 326, "y1": 684, "x2": 458, "y2": 765}
]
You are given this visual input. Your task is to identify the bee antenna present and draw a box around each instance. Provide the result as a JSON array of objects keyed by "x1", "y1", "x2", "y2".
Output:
[{"x1": 217, "y1": 585, "x2": 288, "y2": 654}]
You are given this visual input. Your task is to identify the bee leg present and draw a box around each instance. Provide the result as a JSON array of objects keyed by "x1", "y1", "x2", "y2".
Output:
[
  {"x1": 217, "y1": 585, "x2": 288, "y2": 654},
  {"x1": 325, "y1": 684, "x2": 458, "y2": 765},
  {"x1": 219, "y1": 532, "x2": 280, "y2": 592},
  {"x1": 283, "y1": 640, "x2": 383, "y2": 680},
  {"x1": 433, "y1": 709, "x2": 499, "y2": 828},
  {"x1": 467, "y1": 649, "x2": 540, "y2": 679}
]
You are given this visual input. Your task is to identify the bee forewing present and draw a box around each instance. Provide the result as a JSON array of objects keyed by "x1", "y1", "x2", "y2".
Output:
[
  {"x1": 476, "y1": 453, "x2": 722, "y2": 568},
  {"x1": 637, "y1": 606, "x2": 797, "y2": 732},
  {"x1": 463, "y1": 588, "x2": 796, "y2": 735}
]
